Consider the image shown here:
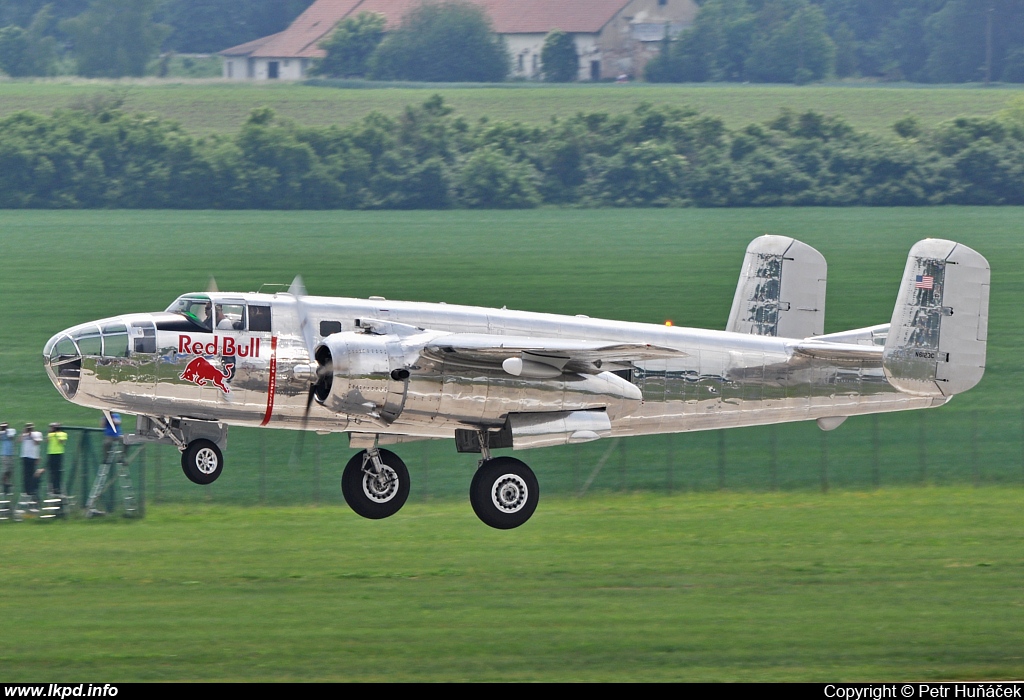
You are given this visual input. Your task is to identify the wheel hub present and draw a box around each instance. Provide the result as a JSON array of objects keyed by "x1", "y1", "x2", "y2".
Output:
[
  {"x1": 195, "y1": 447, "x2": 219, "y2": 475},
  {"x1": 491, "y1": 474, "x2": 528, "y2": 513},
  {"x1": 363, "y1": 466, "x2": 399, "y2": 503}
]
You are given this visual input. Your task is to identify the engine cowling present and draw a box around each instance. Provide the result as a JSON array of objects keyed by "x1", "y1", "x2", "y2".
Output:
[{"x1": 313, "y1": 333, "x2": 409, "y2": 424}]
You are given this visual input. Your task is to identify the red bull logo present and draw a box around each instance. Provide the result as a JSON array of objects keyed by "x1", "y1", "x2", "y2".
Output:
[{"x1": 180, "y1": 357, "x2": 234, "y2": 393}]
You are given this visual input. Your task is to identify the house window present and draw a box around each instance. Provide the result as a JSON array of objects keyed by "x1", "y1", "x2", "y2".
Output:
[
  {"x1": 659, "y1": 0, "x2": 667, "y2": 5},
  {"x1": 226, "y1": 61, "x2": 233, "y2": 78},
  {"x1": 532, "y1": 54, "x2": 539, "y2": 75},
  {"x1": 518, "y1": 54, "x2": 524, "y2": 72},
  {"x1": 268, "y1": 61, "x2": 279, "y2": 79}
]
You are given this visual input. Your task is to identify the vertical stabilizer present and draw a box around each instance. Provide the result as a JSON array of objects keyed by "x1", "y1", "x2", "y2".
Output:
[
  {"x1": 726, "y1": 235, "x2": 827, "y2": 339},
  {"x1": 883, "y1": 240, "x2": 989, "y2": 397}
]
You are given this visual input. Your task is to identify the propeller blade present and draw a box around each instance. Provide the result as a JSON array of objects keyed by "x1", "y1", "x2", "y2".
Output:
[
  {"x1": 206, "y1": 276, "x2": 219, "y2": 293},
  {"x1": 289, "y1": 275, "x2": 318, "y2": 361},
  {"x1": 287, "y1": 385, "x2": 317, "y2": 472}
]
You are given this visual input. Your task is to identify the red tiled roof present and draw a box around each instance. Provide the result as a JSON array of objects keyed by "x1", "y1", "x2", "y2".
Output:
[
  {"x1": 221, "y1": 0, "x2": 661, "y2": 59},
  {"x1": 351, "y1": 0, "x2": 631, "y2": 33},
  {"x1": 222, "y1": 0, "x2": 365, "y2": 58},
  {"x1": 220, "y1": 33, "x2": 282, "y2": 57}
]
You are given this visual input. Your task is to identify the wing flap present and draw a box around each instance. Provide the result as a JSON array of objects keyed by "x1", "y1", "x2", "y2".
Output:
[{"x1": 423, "y1": 333, "x2": 687, "y2": 371}]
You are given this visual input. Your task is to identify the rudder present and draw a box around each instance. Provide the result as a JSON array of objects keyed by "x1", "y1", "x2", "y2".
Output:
[
  {"x1": 883, "y1": 239, "x2": 990, "y2": 397},
  {"x1": 726, "y1": 235, "x2": 827, "y2": 339}
]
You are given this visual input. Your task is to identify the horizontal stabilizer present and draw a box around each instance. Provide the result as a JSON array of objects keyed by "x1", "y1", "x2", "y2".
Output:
[
  {"x1": 727, "y1": 235, "x2": 827, "y2": 339},
  {"x1": 883, "y1": 239, "x2": 990, "y2": 397}
]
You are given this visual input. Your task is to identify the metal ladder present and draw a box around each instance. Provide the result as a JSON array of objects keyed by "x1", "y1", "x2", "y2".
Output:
[
  {"x1": 0, "y1": 491, "x2": 16, "y2": 522},
  {"x1": 86, "y1": 441, "x2": 137, "y2": 518}
]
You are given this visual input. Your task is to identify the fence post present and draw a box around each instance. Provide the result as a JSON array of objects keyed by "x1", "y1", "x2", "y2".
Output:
[
  {"x1": 422, "y1": 441, "x2": 430, "y2": 501},
  {"x1": 618, "y1": 439, "x2": 627, "y2": 492},
  {"x1": 820, "y1": 430, "x2": 829, "y2": 493},
  {"x1": 971, "y1": 410, "x2": 979, "y2": 487},
  {"x1": 918, "y1": 411, "x2": 928, "y2": 484},
  {"x1": 717, "y1": 431, "x2": 726, "y2": 490},
  {"x1": 666, "y1": 433, "x2": 674, "y2": 494},
  {"x1": 572, "y1": 444, "x2": 580, "y2": 495},
  {"x1": 314, "y1": 434, "x2": 321, "y2": 505},
  {"x1": 259, "y1": 430, "x2": 266, "y2": 505},
  {"x1": 154, "y1": 444, "x2": 162, "y2": 503},
  {"x1": 138, "y1": 446, "x2": 146, "y2": 518},
  {"x1": 871, "y1": 414, "x2": 880, "y2": 489}
]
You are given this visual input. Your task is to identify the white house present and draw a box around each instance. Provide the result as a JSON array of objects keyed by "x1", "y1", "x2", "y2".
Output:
[{"x1": 220, "y1": 0, "x2": 698, "y2": 82}]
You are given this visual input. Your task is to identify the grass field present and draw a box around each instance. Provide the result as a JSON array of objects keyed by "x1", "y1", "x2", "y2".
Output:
[
  {"x1": 2, "y1": 489, "x2": 1023, "y2": 681},
  {"x1": 1, "y1": 207, "x2": 1022, "y2": 502},
  {"x1": 0, "y1": 80, "x2": 1020, "y2": 135}
]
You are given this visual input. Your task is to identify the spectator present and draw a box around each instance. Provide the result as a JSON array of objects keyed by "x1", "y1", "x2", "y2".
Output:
[
  {"x1": 0, "y1": 422, "x2": 15, "y2": 495},
  {"x1": 46, "y1": 423, "x2": 68, "y2": 496},
  {"x1": 19, "y1": 423, "x2": 43, "y2": 506},
  {"x1": 102, "y1": 412, "x2": 122, "y2": 459}
]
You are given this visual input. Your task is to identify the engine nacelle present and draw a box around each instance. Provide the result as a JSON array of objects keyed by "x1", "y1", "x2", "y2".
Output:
[{"x1": 313, "y1": 333, "x2": 409, "y2": 424}]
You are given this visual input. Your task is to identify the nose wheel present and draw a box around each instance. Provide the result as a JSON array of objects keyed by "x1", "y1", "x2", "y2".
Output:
[
  {"x1": 181, "y1": 439, "x2": 224, "y2": 485},
  {"x1": 470, "y1": 457, "x2": 539, "y2": 530},
  {"x1": 342, "y1": 448, "x2": 410, "y2": 520}
]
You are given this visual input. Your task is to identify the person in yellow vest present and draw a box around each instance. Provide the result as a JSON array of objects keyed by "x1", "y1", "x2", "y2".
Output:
[{"x1": 46, "y1": 423, "x2": 68, "y2": 496}]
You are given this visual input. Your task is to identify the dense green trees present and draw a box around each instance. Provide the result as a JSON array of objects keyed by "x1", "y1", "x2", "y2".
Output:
[
  {"x1": 312, "y1": 12, "x2": 386, "y2": 78},
  {"x1": 0, "y1": 0, "x2": 315, "y2": 77},
  {"x1": 0, "y1": 96, "x2": 1021, "y2": 209},
  {"x1": 649, "y1": 0, "x2": 1024, "y2": 84},
  {"x1": 368, "y1": 1, "x2": 509, "y2": 82},
  {"x1": 0, "y1": 7, "x2": 56, "y2": 77},
  {"x1": 61, "y1": 0, "x2": 169, "y2": 78},
  {"x1": 540, "y1": 30, "x2": 578, "y2": 82}
]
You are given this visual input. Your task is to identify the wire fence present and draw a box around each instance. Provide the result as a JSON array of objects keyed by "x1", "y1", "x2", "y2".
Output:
[{"x1": 10, "y1": 407, "x2": 1023, "y2": 518}]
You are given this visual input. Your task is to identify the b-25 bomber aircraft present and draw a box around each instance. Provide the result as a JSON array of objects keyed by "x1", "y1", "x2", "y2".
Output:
[{"x1": 44, "y1": 237, "x2": 989, "y2": 528}]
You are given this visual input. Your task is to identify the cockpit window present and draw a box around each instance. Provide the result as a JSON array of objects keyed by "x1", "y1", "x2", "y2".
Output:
[
  {"x1": 215, "y1": 303, "x2": 246, "y2": 331},
  {"x1": 102, "y1": 323, "x2": 129, "y2": 357},
  {"x1": 71, "y1": 326, "x2": 102, "y2": 356},
  {"x1": 166, "y1": 295, "x2": 212, "y2": 332}
]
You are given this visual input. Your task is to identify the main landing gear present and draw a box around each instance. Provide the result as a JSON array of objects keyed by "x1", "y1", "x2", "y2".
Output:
[
  {"x1": 181, "y1": 439, "x2": 224, "y2": 485},
  {"x1": 341, "y1": 447, "x2": 410, "y2": 519},
  {"x1": 341, "y1": 437, "x2": 539, "y2": 529}
]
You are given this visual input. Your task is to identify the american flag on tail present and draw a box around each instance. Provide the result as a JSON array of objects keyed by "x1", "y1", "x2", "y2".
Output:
[{"x1": 915, "y1": 275, "x2": 934, "y2": 289}]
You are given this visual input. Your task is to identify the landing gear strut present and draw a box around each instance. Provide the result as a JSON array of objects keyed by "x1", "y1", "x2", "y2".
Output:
[{"x1": 342, "y1": 448, "x2": 410, "y2": 519}]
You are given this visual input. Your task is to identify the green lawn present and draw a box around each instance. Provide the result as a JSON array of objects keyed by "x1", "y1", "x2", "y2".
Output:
[
  {"x1": 0, "y1": 80, "x2": 1020, "y2": 135},
  {"x1": 2, "y1": 489, "x2": 1022, "y2": 681}
]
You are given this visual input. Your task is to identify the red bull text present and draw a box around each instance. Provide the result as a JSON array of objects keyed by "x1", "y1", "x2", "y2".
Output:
[{"x1": 177, "y1": 334, "x2": 260, "y2": 357}]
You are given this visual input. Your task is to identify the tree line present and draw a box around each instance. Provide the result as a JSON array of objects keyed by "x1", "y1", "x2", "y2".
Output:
[
  {"x1": 647, "y1": 0, "x2": 1024, "y2": 84},
  {"x1": 2, "y1": 1, "x2": 1023, "y2": 83},
  {"x1": 0, "y1": 94, "x2": 1021, "y2": 209}
]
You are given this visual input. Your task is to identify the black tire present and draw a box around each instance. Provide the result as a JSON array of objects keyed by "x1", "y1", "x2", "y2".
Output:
[
  {"x1": 470, "y1": 457, "x2": 539, "y2": 530},
  {"x1": 341, "y1": 449, "x2": 410, "y2": 520},
  {"x1": 181, "y1": 439, "x2": 224, "y2": 485}
]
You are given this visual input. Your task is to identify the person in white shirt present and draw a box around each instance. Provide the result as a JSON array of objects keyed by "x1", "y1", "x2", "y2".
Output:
[
  {"x1": 19, "y1": 423, "x2": 43, "y2": 502},
  {"x1": 0, "y1": 422, "x2": 16, "y2": 495}
]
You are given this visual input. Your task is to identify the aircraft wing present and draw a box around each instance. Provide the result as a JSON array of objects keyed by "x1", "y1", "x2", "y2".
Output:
[{"x1": 422, "y1": 334, "x2": 687, "y2": 374}]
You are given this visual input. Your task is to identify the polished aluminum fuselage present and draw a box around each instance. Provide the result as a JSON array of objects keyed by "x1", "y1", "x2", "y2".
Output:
[{"x1": 46, "y1": 292, "x2": 941, "y2": 444}]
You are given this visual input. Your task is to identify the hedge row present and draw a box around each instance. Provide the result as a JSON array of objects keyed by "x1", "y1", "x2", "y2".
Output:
[{"x1": 0, "y1": 95, "x2": 1022, "y2": 209}]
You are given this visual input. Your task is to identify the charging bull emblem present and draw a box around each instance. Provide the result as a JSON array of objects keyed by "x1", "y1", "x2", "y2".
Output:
[{"x1": 180, "y1": 357, "x2": 234, "y2": 393}]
